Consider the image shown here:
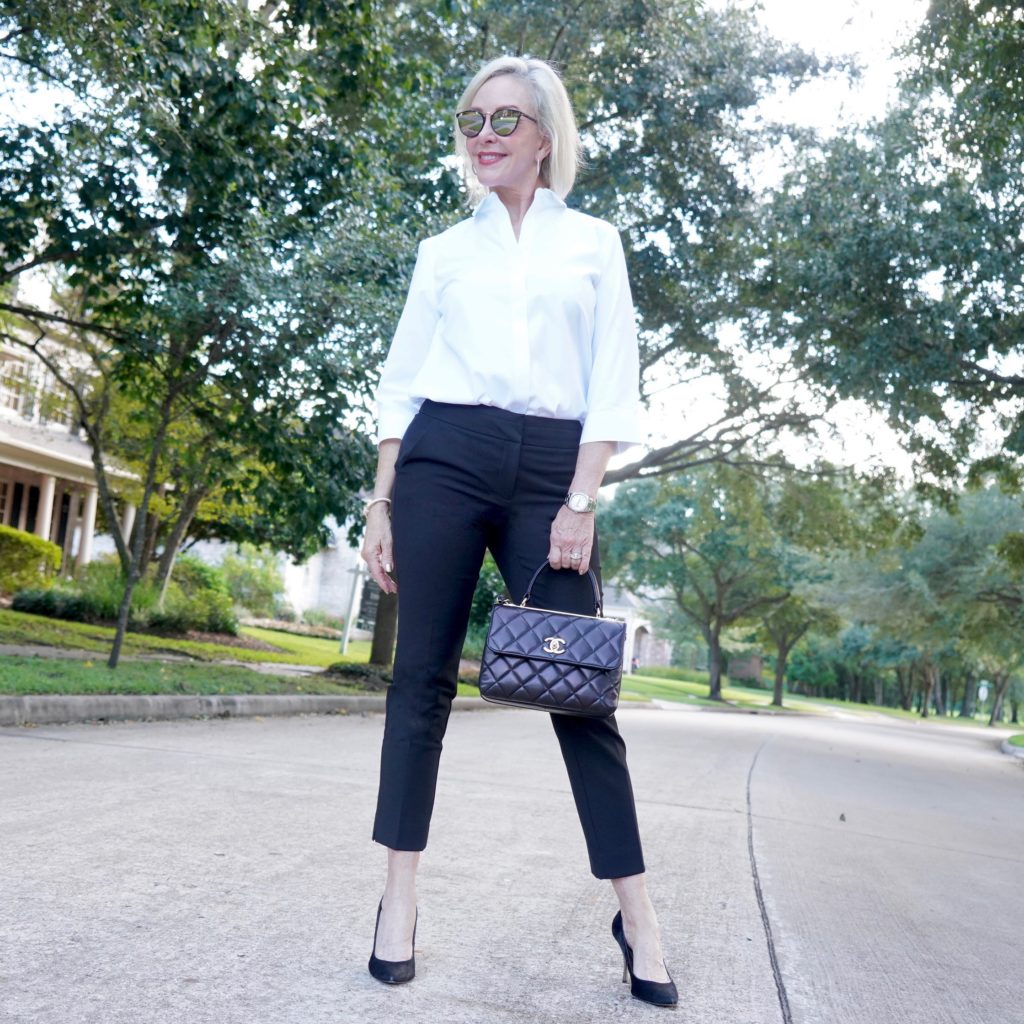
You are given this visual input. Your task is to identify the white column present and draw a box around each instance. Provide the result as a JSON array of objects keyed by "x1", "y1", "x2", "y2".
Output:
[
  {"x1": 75, "y1": 485, "x2": 98, "y2": 570},
  {"x1": 36, "y1": 474, "x2": 56, "y2": 542},
  {"x1": 49, "y1": 486, "x2": 64, "y2": 543},
  {"x1": 16, "y1": 480, "x2": 28, "y2": 531},
  {"x1": 121, "y1": 502, "x2": 136, "y2": 545}
]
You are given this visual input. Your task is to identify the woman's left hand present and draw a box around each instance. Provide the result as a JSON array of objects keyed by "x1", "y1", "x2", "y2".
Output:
[{"x1": 548, "y1": 506, "x2": 596, "y2": 574}]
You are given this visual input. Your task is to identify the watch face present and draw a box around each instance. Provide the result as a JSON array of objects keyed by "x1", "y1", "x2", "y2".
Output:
[{"x1": 568, "y1": 493, "x2": 590, "y2": 512}]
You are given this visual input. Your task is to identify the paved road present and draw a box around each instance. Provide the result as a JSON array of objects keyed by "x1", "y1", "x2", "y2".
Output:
[{"x1": 1, "y1": 706, "x2": 1020, "y2": 1024}]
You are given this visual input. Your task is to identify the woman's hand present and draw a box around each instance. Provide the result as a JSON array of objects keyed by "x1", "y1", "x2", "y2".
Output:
[
  {"x1": 548, "y1": 506, "x2": 596, "y2": 574},
  {"x1": 361, "y1": 505, "x2": 398, "y2": 594}
]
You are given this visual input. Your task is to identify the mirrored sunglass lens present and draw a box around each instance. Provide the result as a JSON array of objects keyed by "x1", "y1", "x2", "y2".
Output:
[
  {"x1": 491, "y1": 110, "x2": 521, "y2": 135},
  {"x1": 457, "y1": 112, "x2": 484, "y2": 136}
]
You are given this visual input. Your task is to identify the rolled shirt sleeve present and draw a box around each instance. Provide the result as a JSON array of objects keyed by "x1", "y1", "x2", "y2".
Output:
[
  {"x1": 580, "y1": 225, "x2": 644, "y2": 453},
  {"x1": 374, "y1": 238, "x2": 440, "y2": 442}
]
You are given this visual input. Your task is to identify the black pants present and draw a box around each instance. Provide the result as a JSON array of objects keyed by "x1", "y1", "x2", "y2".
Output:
[{"x1": 371, "y1": 400, "x2": 645, "y2": 880}]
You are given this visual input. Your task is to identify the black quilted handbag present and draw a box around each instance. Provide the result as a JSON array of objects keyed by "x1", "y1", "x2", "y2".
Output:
[{"x1": 478, "y1": 562, "x2": 625, "y2": 718}]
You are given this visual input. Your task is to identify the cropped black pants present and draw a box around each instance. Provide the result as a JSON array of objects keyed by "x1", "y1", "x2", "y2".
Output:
[{"x1": 371, "y1": 400, "x2": 646, "y2": 879}]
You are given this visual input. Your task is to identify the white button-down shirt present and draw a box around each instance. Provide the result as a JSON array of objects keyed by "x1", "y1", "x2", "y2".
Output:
[{"x1": 375, "y1": 188, "x2": 643, "y2": 452}]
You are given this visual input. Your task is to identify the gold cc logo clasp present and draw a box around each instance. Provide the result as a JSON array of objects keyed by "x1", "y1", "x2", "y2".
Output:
[{"x1": 543, "y1": 636, "x2": 567, "y2": 655}]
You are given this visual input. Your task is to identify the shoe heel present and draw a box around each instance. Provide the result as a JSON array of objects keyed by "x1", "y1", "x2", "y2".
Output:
[{"x1": 622, "y1": 957, "x2": 629, "y2": 984}]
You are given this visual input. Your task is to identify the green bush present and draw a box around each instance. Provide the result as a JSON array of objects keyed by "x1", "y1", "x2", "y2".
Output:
[
  {"x1": 149, "y1": 581, "x2": 237, "y2": 635},
  {"x1": 13, "y1": 587, "x2": 95, "y2": 621},
  {"x1": 302, "y1": 607, "x2": 345, "y2": 631},
  {"x1": 220, "y1": 544, "x2": 284, "y2": 617},
  {"x1": 172, "y1": 554, "x2": 230, "y2": 598},
  {"x1": 0, "y1": 525, "x2": 61, "y2": 594},
  {"x1": 12, "y1": 553, "x2": 237, "y2": 635}
]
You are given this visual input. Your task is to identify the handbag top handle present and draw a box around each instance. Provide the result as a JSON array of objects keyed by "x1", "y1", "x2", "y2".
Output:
[{"x1": 519, "y1": 562, "x2": 604, "y2": 616}]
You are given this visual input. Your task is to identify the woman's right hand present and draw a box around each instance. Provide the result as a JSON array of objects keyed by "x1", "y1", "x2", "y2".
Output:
[{"x1": 361, "y1": 505, "x2": 398, "y2": 594}]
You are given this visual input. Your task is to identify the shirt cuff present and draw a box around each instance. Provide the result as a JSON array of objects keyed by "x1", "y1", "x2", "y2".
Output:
[
  {"x1": 375, "y1": 398, "x2": 423, "y2": 444},
  {"x1": 580, "y1": 407, "x2": 645, "y2": 454}
]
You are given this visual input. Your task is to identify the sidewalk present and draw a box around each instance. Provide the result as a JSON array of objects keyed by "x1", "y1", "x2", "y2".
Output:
[{"x1": 3, "y1": 706, "x2": 1021, "y2": 1024}]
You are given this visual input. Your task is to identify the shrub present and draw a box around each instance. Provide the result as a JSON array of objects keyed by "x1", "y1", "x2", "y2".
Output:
[
  {"x1": 0, "y1": 525, "x2": 61, "y2": 594},
  {"x1": 302, "y1": 607, "x2": 345, "y2": 631},
  {"x1": 220, "y1": 544, "x2": 284, "y2": 617},
  {"x1": 12, "y1": 552, "x2": 237, "y2": 635},
  {"x1": 149, "y1": 583, "x2": 237, "y2": 635},
  {"x1": 13, "y1": 587, "x2": 96, "y2": 622},
  {"x1": 172, "y1": 555, "x2": 230, "y2": 598}
]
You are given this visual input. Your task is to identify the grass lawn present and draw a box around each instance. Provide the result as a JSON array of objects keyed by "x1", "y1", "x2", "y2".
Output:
[
  {"x1": 1008, "y1": 734, "x2": 1024, "y2": 748},
  {"x1": 622, "y1": 671, "x2": 1002, "y2": 728},
  {"x1": 0, "y1": 656, "x2": 368, "y2": 696},
  {"x1": 0, "y1": 608, "x2": 370, "y2": 666}
]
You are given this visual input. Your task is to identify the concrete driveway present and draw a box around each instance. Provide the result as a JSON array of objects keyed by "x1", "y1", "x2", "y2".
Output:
[{"x1": 1, "y1": 706, "x2": 1021, "y2": 1024}]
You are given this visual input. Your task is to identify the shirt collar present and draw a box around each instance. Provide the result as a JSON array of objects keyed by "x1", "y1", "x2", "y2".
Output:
[{"x1": 473, "y1": 187, "x2": 566, "y2": 220}]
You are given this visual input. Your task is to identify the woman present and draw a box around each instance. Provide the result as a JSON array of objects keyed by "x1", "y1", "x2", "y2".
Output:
[{"x1": 361, "y1": 55, "x2": 676, "y2": 1007}]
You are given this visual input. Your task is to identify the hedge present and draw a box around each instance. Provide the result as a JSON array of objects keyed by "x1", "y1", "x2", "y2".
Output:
[{"x1": 0, "y1": 525, "x2": 61, "y2": 594}]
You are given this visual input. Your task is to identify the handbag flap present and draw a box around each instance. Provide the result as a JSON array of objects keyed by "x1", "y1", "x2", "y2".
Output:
[{"x1": 486, "y1": 602, "x2": 625, "y2": 671}]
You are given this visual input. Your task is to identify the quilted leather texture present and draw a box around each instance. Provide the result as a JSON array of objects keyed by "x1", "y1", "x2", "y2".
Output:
[{"x1": 478, "y1": 603, "x2": 625, "y2": 718}]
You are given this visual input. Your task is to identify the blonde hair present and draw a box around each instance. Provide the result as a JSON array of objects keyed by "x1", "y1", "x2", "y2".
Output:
[{"x1": 454, "y1": 55, "x2": 581, "y2": 205}]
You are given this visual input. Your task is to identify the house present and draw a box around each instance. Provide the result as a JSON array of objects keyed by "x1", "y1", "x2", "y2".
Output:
[{"x1": 0, "y1": 335, "x2": 135, "y2": 574}]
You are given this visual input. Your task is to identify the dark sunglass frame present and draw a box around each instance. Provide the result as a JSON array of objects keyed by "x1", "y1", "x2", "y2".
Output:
[{"x1": 456, "y1": 107, "x2": 539, "y2": 138}]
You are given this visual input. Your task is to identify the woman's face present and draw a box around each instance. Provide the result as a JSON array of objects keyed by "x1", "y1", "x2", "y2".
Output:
[{"x1": 465, "y1": 75, "x2": 551, "y2": 197}]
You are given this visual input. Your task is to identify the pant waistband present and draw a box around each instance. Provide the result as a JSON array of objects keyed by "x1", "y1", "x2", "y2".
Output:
[{"x1": 417, "y1": 400, "x2": 582, "y2": 448}]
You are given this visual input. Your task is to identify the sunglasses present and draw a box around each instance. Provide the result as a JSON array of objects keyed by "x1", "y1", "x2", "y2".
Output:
[{"x1": 456, "y1": 107, "x2": 539, "y2": 138}]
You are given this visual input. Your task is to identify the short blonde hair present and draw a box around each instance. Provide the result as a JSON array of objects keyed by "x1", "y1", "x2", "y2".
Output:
[{"x1": 454, "y1": 55, "x2": 581, "y2": 205}]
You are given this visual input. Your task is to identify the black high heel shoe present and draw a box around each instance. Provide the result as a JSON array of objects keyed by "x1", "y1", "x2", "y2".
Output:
[
  {"x1": 368, "y1": 899, "x2": 417, "y2": 985},
  {"x1": 611, "y1": 910, "x2": 678, "y2": 1007}
]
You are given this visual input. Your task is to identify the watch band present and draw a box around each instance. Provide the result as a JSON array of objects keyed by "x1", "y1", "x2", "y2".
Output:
[{"x1": 564, "y1": 491, "x2": 597, "y2": 513}]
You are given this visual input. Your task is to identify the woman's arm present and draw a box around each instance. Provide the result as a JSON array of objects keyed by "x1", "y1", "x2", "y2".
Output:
[
  {"x1": 360, "y1": 438, "x2": 401, "y2": 594},
  {"x1": 548, "y1": 440, "x2": 615, "y2": 575}
]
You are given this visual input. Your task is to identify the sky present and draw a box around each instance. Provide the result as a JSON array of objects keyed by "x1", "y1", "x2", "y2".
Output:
[{"x1": 634, "y1": 0, "x2": 933, "y2": 479}]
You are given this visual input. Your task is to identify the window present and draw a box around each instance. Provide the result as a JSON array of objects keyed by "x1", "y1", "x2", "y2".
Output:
[
  {"x1": 0, "y1": 480, "x2": 8, "y2": 525},
  {"x1": 0, "y1": 357, "x2": 30, "y2": 415},
  {"x1": 0, "y1": 356, "x2": 73, "y2": 426}
]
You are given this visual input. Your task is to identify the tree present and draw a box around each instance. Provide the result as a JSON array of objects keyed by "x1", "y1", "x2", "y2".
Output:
[
  {"x1": 759, "y1": 596, "x2": 840, "y2": 707},
  {"x1": 743, "y1": 7, "x2": 1024, "y2": 488},
  {"x1": 604, "y1": 467, "x2": 788, "y2": 701},
  {"x1": 1, "y1": 1, "x2": 391, "y2": 665},
  {"x1": 823, "y1": 487, "x2": 1024, "y2": 721}
]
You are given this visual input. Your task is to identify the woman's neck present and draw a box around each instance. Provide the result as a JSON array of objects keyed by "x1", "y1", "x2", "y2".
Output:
[{"x1": 493, "y1": 183, "x2": 541, "y2": 240}]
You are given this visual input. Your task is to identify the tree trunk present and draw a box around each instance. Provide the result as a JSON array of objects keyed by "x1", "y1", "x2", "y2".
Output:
[
  {"x1": 706, "y1": 628, "x2": 724, "y2": 701},
  {"x1": 988, "y1": 671, "x2": 1011, "y2": 727},
  {"x1": 369, "y1": 590, "x2": 399, "y2": 667},
  {"x1": 851, "y1": 672, "x2": 863, "y2": 704},
  {"x1": 896, "y1": 666, "x2": 912, "y2": 711},
  {"x1": 153, "y1": 486, "x2": 208, "y2": 604},
  {"x1": 108, "y1": 399, "x2": 176, "y2": 668},
  {"x1": 873, "y1": 676, "x2": 884, "y2": 706},
  {"x1": 958, "y1": 673, "x2": 975, "y2": 717},
  {"x1": 920, "y1": 663, "x2": 936, "y2": 719},
  {"x1": 771, "y1": 641, "x2": 790, "y2": 708},
  {"x1": 933, "y1": 667, "x2": 946, "y2": 716}
]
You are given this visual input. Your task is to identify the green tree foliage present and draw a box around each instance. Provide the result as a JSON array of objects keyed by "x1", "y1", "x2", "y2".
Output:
[
  {"x1": 0, "y1": 1, "x2": 394, "y2": 664},
  {"x1": 821, "y1": 487, "x2": 1024, "y2": 721},
  {"x1": 743, "y1": 6, "x2": 1024, "y2": 487}
]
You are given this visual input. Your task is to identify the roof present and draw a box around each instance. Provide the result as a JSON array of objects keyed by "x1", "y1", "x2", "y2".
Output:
[{"x1": 0, "y1": 413, "x2": 135, "y2": 486}]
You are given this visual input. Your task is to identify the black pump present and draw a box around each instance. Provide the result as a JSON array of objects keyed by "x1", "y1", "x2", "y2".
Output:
[
  {"x1": 368, "y1": 900, "x2": 417, "y2": 985},
  {"x1": 611, "y1": 910, "x2": 678, "y2": 1008}
]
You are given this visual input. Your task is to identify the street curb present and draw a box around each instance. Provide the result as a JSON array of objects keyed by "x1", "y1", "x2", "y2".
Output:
[
  {"x1": 1000, "y1": 739, "x2": 1024, "y2": 759},
  {"x1": 0, "y1": 693, "x2": 491, "y2": 727},
  {"x1": 0, "y1": 694, "x2": 663, "y2": 727}
]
